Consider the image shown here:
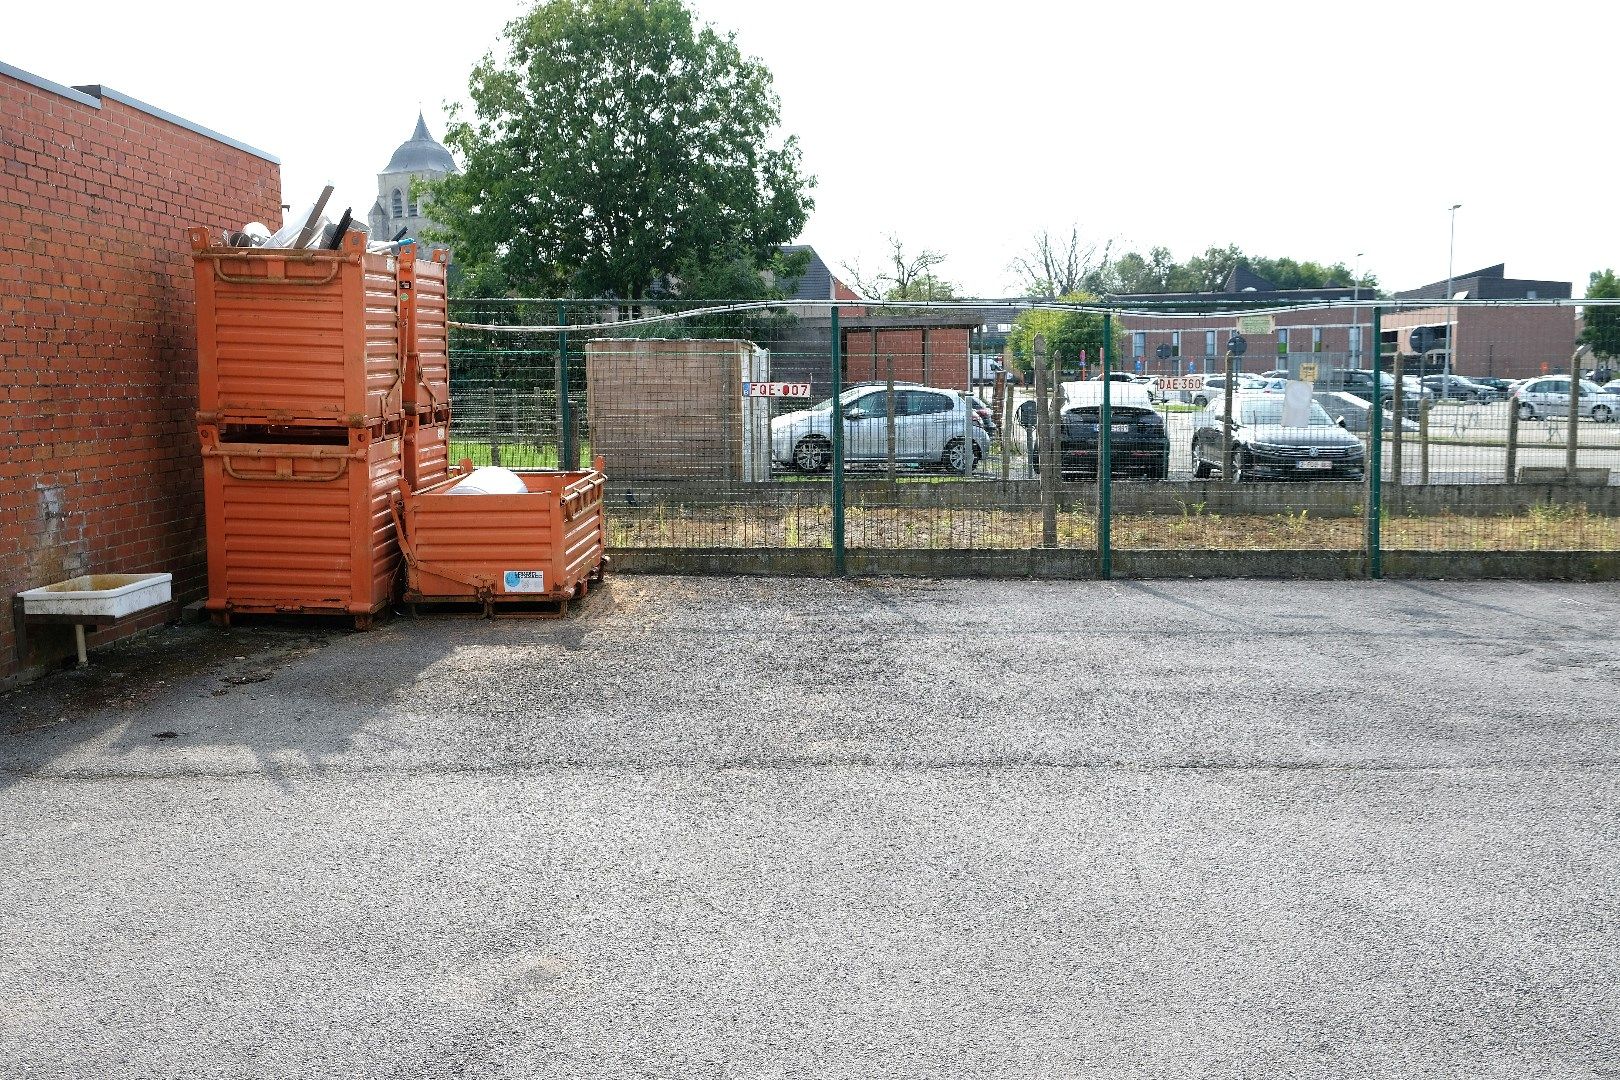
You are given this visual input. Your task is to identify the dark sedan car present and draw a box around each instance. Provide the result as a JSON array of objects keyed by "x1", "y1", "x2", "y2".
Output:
[
  {"x1": 1034, "y1": 383, "x2": 1169, "y2": 479},
  {"x1": 1422, "y1": 374, "x2": 1498, "y2": 402},
  {"x1": 1191, "y1": 394, "x2": 1365, "y2": 482}
]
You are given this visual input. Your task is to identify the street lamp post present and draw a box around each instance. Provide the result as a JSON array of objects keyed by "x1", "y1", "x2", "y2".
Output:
[{"x1": 1445, "y1": 203, "x2": 1461, "y2": 400}]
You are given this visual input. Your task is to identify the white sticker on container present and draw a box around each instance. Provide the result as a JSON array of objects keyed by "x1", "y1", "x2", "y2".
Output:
[{"x1": 502, "y1": 571, "x2": 546, "y2": 594}]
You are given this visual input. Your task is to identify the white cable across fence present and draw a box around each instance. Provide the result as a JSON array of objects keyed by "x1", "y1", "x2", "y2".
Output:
[{"x1": 449, "y1": 296, "x2": 1620, "y2": 334}]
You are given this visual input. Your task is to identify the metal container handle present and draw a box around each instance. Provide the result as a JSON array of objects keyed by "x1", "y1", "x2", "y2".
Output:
[
  {"x1": 205, "y1": 444, "x2": 359, "y2": 482},
  {"x1": 200, "y1": 255, "x2": 342, "y2": 287}
]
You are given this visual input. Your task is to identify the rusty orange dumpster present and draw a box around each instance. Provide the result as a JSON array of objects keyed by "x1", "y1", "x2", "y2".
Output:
[
  {"x1": 393, "y1": 462, "x2": 607, "y2": 617},
  {"x1": 199, "y1": 426, "x2": 402, "y2": 628},
  {"x1": 189, "y1": 228, "x2": 403, "y2": 429},
  {"x1": 399, "y1": 245, "x2": 450, "y2": 420}
]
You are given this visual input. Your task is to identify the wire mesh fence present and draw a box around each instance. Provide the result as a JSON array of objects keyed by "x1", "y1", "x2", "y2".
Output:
[{"x1": 443, "y1": 297, "x2": 1620, "y2": 574}]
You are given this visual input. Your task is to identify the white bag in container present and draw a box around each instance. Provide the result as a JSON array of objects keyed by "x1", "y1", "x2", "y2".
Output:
[{"x1": 446, "y1": 466, "x2": 528, "y2": 495}]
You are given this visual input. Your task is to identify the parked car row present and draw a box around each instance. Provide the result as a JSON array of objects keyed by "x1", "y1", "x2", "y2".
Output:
[{"x1": 1028, "y1": 388, "x2": 1365, "y2": 484}]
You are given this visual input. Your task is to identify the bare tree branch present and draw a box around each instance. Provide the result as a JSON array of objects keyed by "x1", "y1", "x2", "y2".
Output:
[
  {"x1": 843, "y1": 234, "x2": 955, "y2": 301},
  {"x1": 1009, "y1": 225, "x2": 1116, "y2": 299}
]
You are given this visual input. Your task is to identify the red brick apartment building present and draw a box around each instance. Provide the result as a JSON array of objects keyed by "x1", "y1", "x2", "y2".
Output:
[
  {"x1": 1110, "y1": 265, "x2": 1576, "y2": 381},
  {"x1": 1, "y1": 60, "x2": 281, "y2": 684}
]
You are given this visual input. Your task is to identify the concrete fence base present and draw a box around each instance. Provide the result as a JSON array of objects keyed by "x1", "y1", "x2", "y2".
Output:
[{"x1": 609, "y1": 547, "x2": 1620, "y2": 581}]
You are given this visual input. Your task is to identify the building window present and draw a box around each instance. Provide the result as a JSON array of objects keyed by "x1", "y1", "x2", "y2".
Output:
[
  {"x1": 391, "y1": 189, "x2": 403, "y2": 219},
  {"x1": 1527, "y1": 289, "x2": 1538, "y2": 299},
  {"x1": 1311, "y1": 327, "x2": 1324, "y2": 353},
  {"x1": 1170, "y1": 331, "x2": 1181, "y2": 357},
  {"x1": 1205, "y1": 330, "x2": 1217, "y2": 357},
  {"x1": 1132, "y1": 332, "x2": 1146, "y2": 358},
  {"x1": 1348, "y1": 325, "x2": 1362, "y2": 363},
  {"x1": 1277, "y1": 328, "x2": 1290, "y2": 354}
]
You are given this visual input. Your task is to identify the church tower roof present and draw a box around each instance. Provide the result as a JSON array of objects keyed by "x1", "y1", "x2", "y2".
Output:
[{"x1": 384, "y1": 112, "x2": 456, "y2": 174}]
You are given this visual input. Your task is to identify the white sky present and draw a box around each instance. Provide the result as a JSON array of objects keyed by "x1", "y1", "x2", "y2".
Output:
[{"x1": 7, "y1": 0, "x2": 1616, "y2": 297}]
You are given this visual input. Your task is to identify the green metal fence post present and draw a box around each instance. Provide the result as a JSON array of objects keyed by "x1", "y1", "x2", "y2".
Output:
[
  {"x1": 1099, "y1": 313, "x2": 1113, "y2": 579},
  {"x1": 1367, "y1": 306, "x2": 1383, "y2": 578},
  {"x1": 557, "y1": 302, "x2": 573, "y2": 470},
  {"x1": 830, "y1": 306, "x2": 845, "y2": 575}
]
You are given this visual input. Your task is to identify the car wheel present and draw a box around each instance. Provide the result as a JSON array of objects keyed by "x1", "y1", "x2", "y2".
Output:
[
  {"x1": 1192, "y1": 445, "x2": 1212, "y2": 479},
  {"x1": 1517, "y1": 401, "x2": 1536, "y2": 420},
  {"x1": 1594, "y1": 405, "x2": 1614, "y2": 423},
  {"x1": 793, "y1": 435, "x2": 831, "y2": 473},
  {"x1": 1192, "y1": 394, "x2": 1209, "y2": 407},
  {"x1": 943, "y1": 437, "x2": 978, "y2": 474},
  {"x1": 1233, "y1": 450, "x2": 1254, "y2": 483}
]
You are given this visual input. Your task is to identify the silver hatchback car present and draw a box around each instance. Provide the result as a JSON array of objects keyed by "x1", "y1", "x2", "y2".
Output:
[
  {"x1": 1513, "y1": 376, "x2": 1616, "y2": 421},
  {"x1": 771, "y1": 383, "x2": 991, "y2": 473}
]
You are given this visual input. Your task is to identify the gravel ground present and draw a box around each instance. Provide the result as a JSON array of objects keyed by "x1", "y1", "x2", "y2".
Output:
[{"x1": 2, "y1": 577, "x2": 1617, "y2": 1079}]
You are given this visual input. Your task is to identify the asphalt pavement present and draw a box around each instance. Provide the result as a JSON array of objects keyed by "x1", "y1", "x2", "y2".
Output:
[{"x1": 2, "y1": 577, "x2": 1618, "y2": 1079}]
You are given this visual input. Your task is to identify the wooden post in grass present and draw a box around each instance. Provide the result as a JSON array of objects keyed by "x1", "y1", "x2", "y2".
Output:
[
  {"x1": 991, "y1": 374, "x2": 1004, "y2": 488},
  {"x1": 1419, "y1": 397, "x2": 1430, "y2": 485},
  {"x1": 885, "y1": 354, "x2": 897, "y2": 483},
  {"x1": 1221, "y1": 346, "x2": 1236, "y2": 480},
  {"x1": 1034, "y1": 335, "x2": 1057, "y2": 546},
  {"x1": 1390, "y1": 353, "x2": 1404, "y2": 485},
  {"x1": 1506, "y1": 398, "x2": 1520, "y2": 483},
  {"x1": 1567, "y1": 346, "x2": 1587, "y2": 482}
]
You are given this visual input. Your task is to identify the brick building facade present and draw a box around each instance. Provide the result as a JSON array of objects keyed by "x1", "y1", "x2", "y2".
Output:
[
  {"x1": 1110, "y1": 265, "x2": 1576, "y2": 382},
  {"x1": 1, "y1": 61, "x2": 281, "y2": 685}
]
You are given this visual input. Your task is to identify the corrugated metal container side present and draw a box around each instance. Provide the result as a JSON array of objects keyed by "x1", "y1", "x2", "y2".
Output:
[
  {"x1": 401, "y1": 246, "x2": 451, "y2": 419},
  {"x1": 403, "y1": 415, "x2": 452, "y2": 491},
  {"x1": 200, "y1": 426, "x2": 402, "y2": 625},
  {"x1": 189, "y1": 227, "x2": 403, "y2": 429},
  {"x1": 396, "y1": 465, "x2": 606, "y2": 606}
]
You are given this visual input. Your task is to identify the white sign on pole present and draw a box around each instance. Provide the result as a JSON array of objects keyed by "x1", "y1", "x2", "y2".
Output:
[{"x1": 1280, "y1": 379, "x2": 1314, "y2": 428}]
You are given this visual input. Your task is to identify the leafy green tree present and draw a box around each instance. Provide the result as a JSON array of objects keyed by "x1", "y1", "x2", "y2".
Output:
[
  {"x1": 1006, "y1": 295, "x2": 1121, "y2": 378},
  {"x1": 1580, "y1": 269, "x2": 1620, "y2": 359},
  {"x1": 1098, "y1": 244, "x2": 1379, "y2": 295},
  {"x1": 425, "y1": 0, "x2": 813, "y2": 303},
  {"x1": 1107, "y1": 246, "x2": 1178, "y2": 293}
]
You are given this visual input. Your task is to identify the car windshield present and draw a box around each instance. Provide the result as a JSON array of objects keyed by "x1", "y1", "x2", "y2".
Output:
[{"x1": 1239, "y1": 400, "x2": 1334, "y2": 426}]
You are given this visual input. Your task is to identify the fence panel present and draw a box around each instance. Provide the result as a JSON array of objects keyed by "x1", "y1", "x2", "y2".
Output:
[
  {"x1": 1375, "y1": 300, "x2": 1620, "y2": 555},
  {"x1": 444, "y1": 296, "x2": 1617, "y2": 576}
]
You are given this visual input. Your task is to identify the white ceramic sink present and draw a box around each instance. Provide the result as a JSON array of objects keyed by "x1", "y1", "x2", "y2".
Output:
[{"x1": 17, "y1": 573, "x2": 173, "y2": 619}]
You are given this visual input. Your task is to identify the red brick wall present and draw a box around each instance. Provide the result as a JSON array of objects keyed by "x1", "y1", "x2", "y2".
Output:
[
  {"x1": 1, "y1": 70, "x2": 281, "y2": 684},
  {"x1": 843, "y1": 328, "x2": 971, "y2": 391},
  {"x1": 1383, "y1": 306, "x2": 1576, "y2": 380}
]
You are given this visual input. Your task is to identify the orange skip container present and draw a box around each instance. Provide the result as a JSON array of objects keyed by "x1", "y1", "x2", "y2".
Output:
[
  {"x1": 399, "y1": 245, "x2": 450, "y2": 420},
  {"x1": 393, "y1": 462, "x2": 607, "y2": 616},
  {"x1": 189, "y1": 228, "x2": 403, "y2": 429},
  {"x1": 200, "y1": 427, "x2": 402, "y2": 627},
  {"x1": 402, "y1": 414, "x2": 452, "y2": 491}
]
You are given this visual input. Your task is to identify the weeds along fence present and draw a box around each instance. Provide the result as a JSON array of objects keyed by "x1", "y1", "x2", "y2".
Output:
[{"x1": 446, "y1": 296, "x2": 1620, "y2": 578}]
